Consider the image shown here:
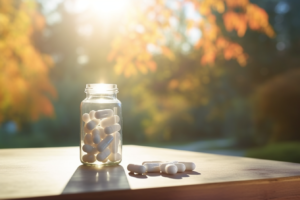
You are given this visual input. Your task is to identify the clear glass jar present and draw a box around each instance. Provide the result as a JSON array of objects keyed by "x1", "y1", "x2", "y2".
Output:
[{"x1": 80, "y1": 84, "x2": 122, "y2": 165}]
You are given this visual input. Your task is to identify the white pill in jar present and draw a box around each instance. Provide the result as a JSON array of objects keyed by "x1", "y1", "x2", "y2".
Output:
[
  {"x1": 89, "y1": 110, "x2": 96, "y2": 119},
  {"x1": 97, "y1": 135, "x2": 113, "y2": 152},
  {"x1": 109, "y1": 132, "x2": 120, "y2": 153},
  {"x1": 82, "y1": 113, "x2": 90, "y2": 123},
  {"x1": 175, "y1": 163, "x2": 186, "y2": 173},
  {"x1": 96, "y1": 148, "x2": 111, "y2": 161},
  {"x1": 86, "y1": 119, "x2": 99, "y2": 131},
  {"x1": 84, "y1": 133, "x2": 93, "y2": 145},
  {"x1": 82, "y1": 144, "x2": 94, "y2": 153},
  {"x1": 165, "y1": 164, "x2": 178, "y2": 175},
  {"x1": 95, "y1": 109, "x2": 113, "y2": 119},
  {"x1": 143, "y1": 163, "x2": 161, "y2": 173},
  {"x1": 108, "y1": 153, "x2": 121, "y2": 162},
  {"x1": 127, "y1": 164, "x2": 146, "y2": 174},
  {"x1": 92, "y1": 128, "x2": 101, "y2": 144},
  {"x1": 101, "y1": 115, "x2": 120, "y2": 128},
  {"x1": 104, "y1": 124, "x2": 121, "y2": 135},
  {"x1": 179, "y1": 162, "x2": 196, "y2": 171},
  {"x1": 98, "y1": 127, "x2": 106, "y2": 139},
  {"x1": 82, "y1": 154, "x2": 96, "y2": 163}
]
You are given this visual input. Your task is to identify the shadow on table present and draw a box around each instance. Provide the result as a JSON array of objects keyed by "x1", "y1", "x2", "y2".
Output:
[
  {"x1": 129, "y1": 171, "x2": 201, "y2": 180},
  {"x1": 62, "y1": 165, "x2": 130, "y2": 194}
]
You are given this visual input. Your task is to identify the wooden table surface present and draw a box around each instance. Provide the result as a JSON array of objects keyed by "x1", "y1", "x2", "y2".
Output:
[{"x1": 1, "y1": 145, "x2": 300, "y2": 200}]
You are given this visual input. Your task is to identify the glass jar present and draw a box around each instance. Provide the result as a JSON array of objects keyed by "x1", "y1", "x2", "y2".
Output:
[{"x1": 80, "y1": 84, "x2": 122, "y2": 165}]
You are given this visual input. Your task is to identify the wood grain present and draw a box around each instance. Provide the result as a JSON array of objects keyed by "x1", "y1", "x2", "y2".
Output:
[{"x1": 1, "y1": 145, "x2": 300, "y2": 200}]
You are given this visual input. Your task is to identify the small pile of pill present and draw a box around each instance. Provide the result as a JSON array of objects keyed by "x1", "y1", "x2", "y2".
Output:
[
  {"x1": 81, "y1": 107, "x2": 121, "y2": 164},
  {"x1": 127, "y1": 161, "x2": 196, "y2": 175}
]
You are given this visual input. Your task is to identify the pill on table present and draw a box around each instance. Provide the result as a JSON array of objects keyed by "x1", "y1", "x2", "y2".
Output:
[
  {"x1": 142, "y1": 161, "x2": 163, "y2": 165},
  {"x1": 165, "y1": 164, "x2": 178, "y2": 175},
  {"x1": 175, "y1": 163, "x2": 186, "y2": 173},
  {"x1": 82, "y1": 113, "x2": 90, "y2": 122},
  {"x1": 160, "y1": 162, "x2": 176, "y2": 173},
  {"x1": 100, "y1": 115, "x2": 120, "y2": 128},
  {"x1": 179, "y1": 162, "x2": 196, "y2": 171},
  {"x1": 109, "y1": 132, "x2": 120, "y2": 153},
  {"x1": 89, "y1": 110, "x2": 96, "y2": 119},
  {"x1": 95, "y1": 109, "x2": 113, "y2": 119},
  {"x1": 84, "y1": 133, "x2": 93, "y2": 145},
  {"x1": 92, "y1": 128, "x2": 101, "y2": 144},
  {"x1": 82, "y1": 154, "x2": 96, "y2": 163},
  {"x1": 86, "y1": 119, "x2": 99, "y2": 130},
  {"x1": 108, "y1": 153, "x2": 121, "y2": 162},
  {"x1": 127, "y1": 164, "x2": 146, "y2": 174},
  {"x1": 143, "y1": 163, "x2": 161, "y2": 173},
  {"x1": 97, "y1": 135, "x2": 113, "y2": 152},
  {"x1": 104, "y1": 124, "x2": 121, "y2": 134},
  {"x1": 96, "y1": 148, "x2": 111, "y2": 161}
]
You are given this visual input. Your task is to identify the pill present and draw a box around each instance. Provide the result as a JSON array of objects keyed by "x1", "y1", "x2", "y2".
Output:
[
  {"x1": 95, "y1": 109, "x2": 113, "y2": 119},
  {"x1": 90, "y1": 145, "x2": 99, "y2": 154},
  {"x1": 82, "y1": 113, "x2": 90, "y2": 122},
  {"x1": 108, "y1": 153, "x2": 121, "y2": 162},
  {"x1": 142, "y1": 161, "x2": 163, "y2": 165},
  {"x1": 82, "y1": 154, "x2": 96, "y2": 163},
  {"x1": 82, "y1": 144, "x2": 95, "y2": 153},
  {"x1": 86, "y1": 119, "x2": 99, "y2": 130},
  {"x1": 109, "y1": 132, "x2": 120, "y2": 153},
  {"x1": 143, "y1": 163, "x2": 160, "y2": 173},
  {"x1": 84, "y1": 133, "x2": 93, "y2": 145},
  {"x1": 127, "y1": 164, "x2": 146, "y2": 174},
  {"x1": 89, "y1": 110, "x2": 96, "y2": 119},
  {"x1": 100, "y1": 115, "x2": 120, "y2": 128},
  {"x1": 160, "y1": 162, "x2": 177, "y2": 173},
  {"x1": 98, "y1": 127, "x2": 106, "y2": 139},
  {"x1": 175, "y1": 163, "x2": 186, "y2": 173},
  {"x1": 179, "y1": 162, "x2": 196, "y2": 171},
  {"x1": 97, "y1": 135, "x2": 113, "y2": 152},
  {"x1": 165, "y1": 164, "x2": 178, "y2": 175},
  {"x1": 84, "y1": 124, "x2": 92, "y2": 134},
  {"x1": 96, "y1": 148, "x2": 111, "y2": 161},
  {"x1": 104, "y1": 124, "x2": 121, "y2": 134},
  {"x1": 92, "y1": 128, "x2": 101, "y2": 144},
  {"x1": 114, "y1": 107, "x2": 118, "y2": 114}
]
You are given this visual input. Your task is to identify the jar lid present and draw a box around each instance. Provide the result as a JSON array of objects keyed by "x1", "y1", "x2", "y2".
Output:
[{"x1": 85, "y1": 84, "x2": 118, "y2": 94}]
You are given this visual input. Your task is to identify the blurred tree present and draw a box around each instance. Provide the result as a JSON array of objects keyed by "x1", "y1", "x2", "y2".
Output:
[{"x1": 0, "y1": 0, "x2": 56, "y2": 126}]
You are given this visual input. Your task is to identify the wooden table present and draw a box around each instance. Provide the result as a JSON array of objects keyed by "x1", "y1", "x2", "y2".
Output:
[{"x1": 1, "y1": 145, "x2": 300, "y2": 200}]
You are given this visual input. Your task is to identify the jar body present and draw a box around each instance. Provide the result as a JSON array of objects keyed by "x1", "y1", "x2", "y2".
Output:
[{"x1": 80, "y1": 93, "x2": 122, "y2": 165}]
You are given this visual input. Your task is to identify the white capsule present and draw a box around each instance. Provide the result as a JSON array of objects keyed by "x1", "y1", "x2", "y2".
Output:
[
  {"x1": 97, "y1": 135, "x2": 113, "y2": 152},
  {"x1": 95, "y1": 109, "x2": 113, "y2": 119},
  {"x1": 109, "y1": 132, "x2": 120, "y2": 153},
  {"x1": 127, "y1": 164, "x2": 146, "y2": 174},
  {"x1": 104, "y1": 124, "x2": 121, "y2": 134},
  {"x1": 84, "y1": 124, "x2": 92, "y2": 134},
  {"x1": 86, "y1": 119, "x2": 99, "y2": 131},
  {"x1": 90, "y1": 144, "x2": 99, "y2": 154},
  {"x1": 96, "y1": 148, "x2": 111, "y2": 161},
  {"x1": 142, "y1": 161, "x2": 163, "y2": 165},
  {"x1": 143, "y1": 163, "x2": 161, "y2": 173},
  {"x1": 98, "y1": 127, "x2": 106, "y2": 139},
  {"x1": 84, "y1": 133, "x2": 93, "y2": 145},
  {"x1": 165, "y1": 164, "x2": 178, "y2": 175},
  {"x1": 89, "y1": 110, "x2": 96, "y2": 119},
  {"x1": 82, "y1": 144, "x2": 95, "y2": 153},
  {"x1": 100, "y1": 115, "x2": 120, "y2": 128},
  {"x1": 82, "y1": 154, "x2": 96, "y2": 163},
  {"x1": 160, "y1": 162, "x2": 176, "y2": 173},
  {"x1": 175, "y1": 163, "x2": 186, "y2": 173},
  {"x1": 179, "y1": 162, "x2": 196, "y2": 171},
  {"x1": 92, "y1": 128, "x2": 101, "y2": 144},
  {"x1": 108, "y1": 153, "x2": 121, "y2": 162},
  {"x1": 82, "y1": 113, "x2": 90, "y2": 122}
]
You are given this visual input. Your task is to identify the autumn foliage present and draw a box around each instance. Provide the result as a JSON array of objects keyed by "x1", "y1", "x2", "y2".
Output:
[
  {"x1": 109, "y1": 0, "x2": 274, "y2": 76},
  {"x1": 0, "y1": 0, "x2": 56, "y2": 125}
]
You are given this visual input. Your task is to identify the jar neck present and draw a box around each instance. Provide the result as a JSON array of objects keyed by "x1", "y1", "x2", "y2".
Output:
[{"x1": 86, "y1": 93, "x2": 117, "y2": 100}]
